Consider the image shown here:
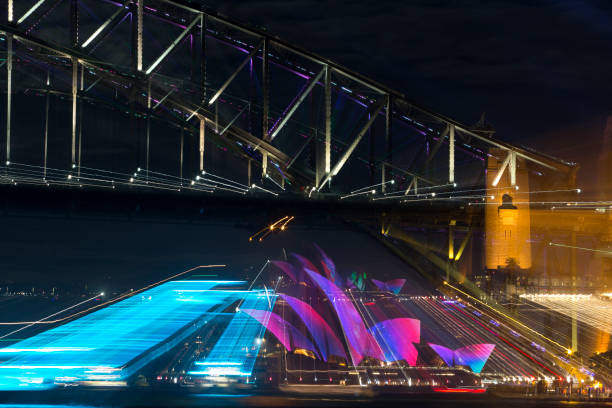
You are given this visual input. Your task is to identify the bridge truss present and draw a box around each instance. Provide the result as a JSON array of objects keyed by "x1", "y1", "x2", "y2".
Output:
[{"x1": 0, "y1": 0, "x2": 575, "y2": 200}]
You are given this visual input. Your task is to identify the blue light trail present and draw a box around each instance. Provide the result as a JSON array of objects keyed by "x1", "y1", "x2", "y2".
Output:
[{"x1": 0, "y1": 280, "x2": 245, "y2": 390}]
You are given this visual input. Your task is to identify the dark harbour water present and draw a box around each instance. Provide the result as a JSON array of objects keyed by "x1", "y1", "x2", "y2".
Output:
[{"x1": 1, "y1": 389, "x2": 612, "y2": 408}]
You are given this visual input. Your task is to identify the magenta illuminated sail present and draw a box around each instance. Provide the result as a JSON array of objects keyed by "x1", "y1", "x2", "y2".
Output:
[
  {"x1": 270, "y1": 261, "x2": 297, "y2": 283},
  {"x1": 371, "y1": 278, "x2": 406, "y2": 294},
  {"x1": 454, "y1": 344, "x2": 495, "y2": 374},
  {"x1": 279, "y1": 294, "x2": 346, "y2": 362},
  {"x1": 241, "y1": 309, "x2": 320, "y2": 359},
  {"x1": 428, "y1": 343, "x2": 454, "y2": 368},
  {"x1": 303, "y1": 268, "x2": 384, "y2": 365},
  {"x1": 313, "y1": 244, "x2": 337, "y2": 283},
  {"x1": 428, "y1": 343, "x2": 495, "y2": 373},
  {"x1": 368, "y1": 318, "x2": 420, "y2": 366}
]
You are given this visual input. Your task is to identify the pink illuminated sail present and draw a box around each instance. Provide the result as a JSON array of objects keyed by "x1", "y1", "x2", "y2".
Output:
[
  {"x1": 270, "y1": 261, "x2": 297, "y2": 282},
  {"x1": 241, "y1": 309, "x2": 320, "y2": 359},
  {"x1": 454, "y1": 344, "x2": 495, "y2": 374},
  {"x1": 371, "y1": 278, "x2": 406, "y2": 294},
  {"x1": 314, "y1": 244, "x2": 337, "y2": 283},
  {"x1": 279, "y1": 294, "x2": 346, "y2": 362},
  {"x1": 303, "y1": 269, "x2": 384, "y2": 365},
  {"x1": 368, "y1": 318, "x2": 420, "y2": 366},
  {"x1": 428, "y1": 343, "x2": 495, "y2": 373}
]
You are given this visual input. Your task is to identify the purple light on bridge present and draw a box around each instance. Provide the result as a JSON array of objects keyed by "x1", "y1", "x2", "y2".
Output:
[
  {"x1": 368, "y1": 318, "x2": 420, "y2": 366},
  {"x1": 279, "y1": 294, "x2": 346, "y2": 362},
  {"x1": 304, "y1": 269, "x2": 384, "y2": 365}
]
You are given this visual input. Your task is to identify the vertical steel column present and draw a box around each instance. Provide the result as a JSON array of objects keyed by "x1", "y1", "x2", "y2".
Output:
[
  {"x1": 137, "y1": 0, "x2": 143, "y2": 71},
  {"x1": 262, "y1": 152, "x2": 268, "y2": 178},
  {"x1": 199, "y1": 118, "x2": 205, "y2": 171},
  {"x1": 71, "y1": 58, "x2": 78, "y2": 167},
  {"x1": 261, "y1": 38, "x2": 270, "y2": 178},
  {"x1": 43, "y1": 71, "x2": 50, "y2": 179},
  {"x1": 368, "y1": 112, "x2": 374, "y2": 185},
  {"x1": 200, "y1": 14, "x2": 206, "y2": 104},
  {"x1": 570, "y1": 229, "x2": 578, "y2": 352},
  {"x1": 383, "y1": 94, "x2": 392, "y2": 192},
  {"x1": 78, "y1": 65, "x2": 84, "y2": 176},
  {"x1": 70, "y1": 0, "x2": 78, "y2": 47},
  {"x1": 247, "y1": 158, "x2": 252, "y2": 187},
  {"x1": 5, "y1": 34, "x2": 12, "y2": 164},
  {"x1": 248, "y1": 58, "x2": 254, "y2": 134},
  {"x1": 262, "y1": 38, "x2": 270, "y2": 139},
  {"x1": 179, "y1": 128, "x2": 184, "y2": 182},
  {"x1": 324, "y1": 65, "x2": 331, "y2": 175},
  {"x1": 447, "y1": 222, "x2": 455, "y2": 282},
  {"x1": 146, "y1": 78, "x2": 151, "y2": 178},
  {"x1": 5, "y1": 0, "x2": 13, "y2": 164},
  {"x1": 6, "y1": 1, "x2": 11, "y2": 165},
  {"x1": 449, "y1": 123, "x2": 455, "y2": 184},
  {"x1": 215, "y1": 101, "x2": 218, "y2": 134}
]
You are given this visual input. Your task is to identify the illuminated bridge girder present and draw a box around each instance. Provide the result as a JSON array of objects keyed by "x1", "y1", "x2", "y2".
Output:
[{"x1": 0, "y1": 0, "x2": 575, "y2": 199}]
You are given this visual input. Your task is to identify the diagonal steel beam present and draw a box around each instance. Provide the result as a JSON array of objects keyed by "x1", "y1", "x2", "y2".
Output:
[
  {"x1": 81, "y1": 0, "x2": 130, "y2": 48},
  {"x1": 17, "y1": 0, "x2": 48, "y2": 25},
  {"x1": 404, "y1": 177, "x2": 418, "y2": 195},
  {"x1": 219, "y1": 103, "x2": 249, "y2": 136},
  {"x1": 319, "y1": 98, "x2": 385, "y2": 189},
  {"x1": 491, "y1": 150, "x2": 512, "y2": 187},
  {"x1": 208, "y1": 39, "x2": 263, "y2": 106},
  {"x1": 268, "y1": 66, "x2": 325, "y2": 141},
  {"x1": 287, "y1": 132, "x2": 314, "y2": 169},
  {"x1": 454, "y1": 228, "x2": 472, "y2": 262},
  {"x1": 145, "y1": 16, "x2": 200, "y2": 75},
  {"x1": 423, "y1": 124, "x2": 449, "y2": 170},
  {"x1": 152, "y1": 86, "x2": 176, "y2": 110}
]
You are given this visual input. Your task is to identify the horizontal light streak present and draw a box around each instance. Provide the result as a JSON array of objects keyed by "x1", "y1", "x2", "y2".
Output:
[
  {"x1": 521, "y1": 295, "x2": 612, "y2": 335},
  {"x1": 443, "y1": 282, "x2": 572, "y2": 354},
  {"x1": 548, "y1": 242, "x2": 612, "y2": 255},
  {"x1": 0, "y1": 347, "x2": 94, "y2": 353}
]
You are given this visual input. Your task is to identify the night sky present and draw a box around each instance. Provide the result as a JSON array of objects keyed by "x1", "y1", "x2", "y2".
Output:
[
  {"x1": 1, "y1": 1, "x2": 610, "y2": 288},
  {"x1": 202, "y1": 0, "x2": 612, "y2": 188}
]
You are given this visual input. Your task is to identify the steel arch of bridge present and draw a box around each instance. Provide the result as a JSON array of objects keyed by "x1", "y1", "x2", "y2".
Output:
[{"x1": 0, "y1": 0, "x2": 576, "y2": 199}]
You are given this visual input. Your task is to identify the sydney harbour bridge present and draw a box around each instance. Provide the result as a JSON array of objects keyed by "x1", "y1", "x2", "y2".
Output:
[{"x1": 0, "y1": 0, "x2": 611, "y2": 404}]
